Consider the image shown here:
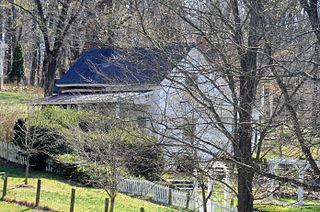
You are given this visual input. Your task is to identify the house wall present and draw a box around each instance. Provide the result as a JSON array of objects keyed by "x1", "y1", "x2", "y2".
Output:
[{"x1": 148, "y1": 48, "x2": 235, "y2": 160}]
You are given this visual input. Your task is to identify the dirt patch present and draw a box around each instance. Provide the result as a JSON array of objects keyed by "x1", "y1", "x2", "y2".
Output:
[{"x1": 17, "y1": 184, "x2": 35, "y2": 188}]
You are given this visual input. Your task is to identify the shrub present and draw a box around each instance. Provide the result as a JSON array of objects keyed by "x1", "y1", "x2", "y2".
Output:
[
  {"x1": 12, "y1": 118, "x2": 69, "y2": 170},
  {"x1": 126, "y1": 140, "x2": 164, "y2": 182},
  {"x1": 50, "y1": 155, "x2": 90, "y2": 184}
]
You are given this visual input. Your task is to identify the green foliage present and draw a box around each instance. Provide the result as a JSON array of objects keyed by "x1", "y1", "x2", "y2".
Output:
[
  {"x1": 126, "y1": 140, "x2": 164, "y2": 181},
  {"x1": 8, "y1": 43, "x2": 24, "y2": 83},
  {"x1": 29, "y1": 107, "x2": 85, "y2": 129},
  {"x1": 50, "y1": 155, "x2": 90, "y2": 183},
  {"x1": 11, "y1": 106, "x2": 165, "y2": 182},
  {"x1": 57, "y1": 154, "x2": 82, "y2": 163}
]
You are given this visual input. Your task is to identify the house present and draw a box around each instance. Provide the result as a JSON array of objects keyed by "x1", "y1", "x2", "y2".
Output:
[{"x1": 33, "y1": 47, "x2": 247, "y2": 158}]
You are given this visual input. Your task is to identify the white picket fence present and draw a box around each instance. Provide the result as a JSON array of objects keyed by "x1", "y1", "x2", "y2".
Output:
[
  {"x1": 0, "y1": 141, "x2": 27, "y2": 165},
  {"x1": 117, "y1": 177, "x2": 192, "y2": 209},
  {"x1": 117, "y1": 177, "x2": 238, "y2": 211},
  {"x1": 171, "y1": 189, "x2": 190, "y2": 208},
  {"x1": 118, "y1": 178, "x2": 170, "y2": 204}
]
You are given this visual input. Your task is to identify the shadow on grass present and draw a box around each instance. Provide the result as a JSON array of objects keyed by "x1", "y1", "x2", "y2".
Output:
[{"x1": 4, "y1": 198, "x2": 58, "y2": 212}]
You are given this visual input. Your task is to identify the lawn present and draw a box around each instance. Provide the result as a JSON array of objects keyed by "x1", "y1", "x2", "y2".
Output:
[
  {"x1": 0, "y1": 201, "x2": 36, "y2": 212},
  {"x1": 0, "y1": 85, "x2": 43, "y2": 104},
  {"x1": 255, "y1": 204, "x2": 320, "y2": 212},
  {"x1": 0, "y1": 160, "x2": 180, "y2": 212},
  {"x1": 0, "y1": 91, "x2": 41, "y2": 104}
]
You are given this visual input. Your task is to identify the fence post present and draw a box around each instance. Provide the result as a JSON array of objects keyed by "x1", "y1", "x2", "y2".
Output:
[
  {"x1": 104, "y1": 198, "x2": 109, "y2": 212},
  {"x1": 35, "y1": 179, "x2": 41, "y2": 207},
  {"x1": 186, "y1": 191, "x2": 190, "y2": 209},
  {"x1": 70, "y1": 188, "x2": 76, "y2": 212},
  {"x1": 168, "y1": 188, "x2": 172, "y2": 205},
  {"x1": 1, "y1": 174, "x2": 7, "y2": 200},
  {"x1": 140, "y1": 207, "x2": 144, "y2": 212}
]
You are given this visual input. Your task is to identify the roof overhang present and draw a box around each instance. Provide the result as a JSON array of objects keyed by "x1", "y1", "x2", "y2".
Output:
[
  {"x1": 30, "y1": 92, "x2": 154, "y2": 106},
  {"x1": 56, "y1": 83, "x2": 160, "y2": 94}
]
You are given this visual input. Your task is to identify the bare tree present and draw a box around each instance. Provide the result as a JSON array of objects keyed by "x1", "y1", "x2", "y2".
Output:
[
  {"x1": 12, "y1": 108, "x2": 66, "y2": 184},
  {"x1": 62, "y1": 110, "x2": 161, "y2": 212},
  {"x1": 125, "y1": 1, "x2": 320, "y2": 211}
]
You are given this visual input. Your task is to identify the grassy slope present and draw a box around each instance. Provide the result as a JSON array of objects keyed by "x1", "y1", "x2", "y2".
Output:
[
  {"x1": 255, "y1": 204, "x2": 320, "y2": 212},
  {"x1": 0, "y1": 201, "x2": 36, "y2": 212},
  {"x1": 0, "y1": 160, "x2": 178, "y2": 212},
  {"x1": 0, "y1": 91, "x2": 41, "y2": 104}
]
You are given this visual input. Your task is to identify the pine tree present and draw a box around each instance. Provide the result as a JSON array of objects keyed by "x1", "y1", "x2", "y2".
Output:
[{"x1": 9, "y1": 42, "x2": 24, "y2": 83}]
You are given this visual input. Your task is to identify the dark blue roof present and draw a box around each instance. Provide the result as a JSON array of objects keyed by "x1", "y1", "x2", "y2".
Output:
[{"x1": 57, "y1": 47, "x2": 187, "y2": 86}]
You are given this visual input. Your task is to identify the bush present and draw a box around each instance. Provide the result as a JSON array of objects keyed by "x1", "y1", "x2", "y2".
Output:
[
  {"x1": 12, "y1": 118, "x2": 70, "y2": 170},
  {"x1": 126, "y1": 141, "x2": 164, "y2": 182},
  {"x1": 50, "y1": 155, "x2": 90, "y2": 184}
]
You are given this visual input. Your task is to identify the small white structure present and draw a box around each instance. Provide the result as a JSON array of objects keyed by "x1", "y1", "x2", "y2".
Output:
[{"x1": 268, "y1": 158, "x2": 320, "y2": 208}]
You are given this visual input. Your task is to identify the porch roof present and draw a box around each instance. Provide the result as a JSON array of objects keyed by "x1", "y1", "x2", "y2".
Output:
[{"x1": 31, "y1": 92, "x2": 153, "y2": 106}]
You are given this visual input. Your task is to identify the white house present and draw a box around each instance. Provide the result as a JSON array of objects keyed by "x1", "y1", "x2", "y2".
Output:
[{"x1": 34, "y1": 46, "x2": 252, "y2": 160}]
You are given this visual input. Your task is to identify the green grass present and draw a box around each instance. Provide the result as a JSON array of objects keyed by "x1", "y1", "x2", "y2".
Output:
[
  {"x1": 0, "y1": 201, "x2": 36, "y2": 211},
  {"x1": 0, "y1": 160, "x2": 181, "y2": 212},
  {"x1": 0, "y1": 91, "x2": 42, "y2": 104},
  {"x1": 255, "y1": 204, "x2": 320, "y2": 212},
  {"x1": 254, "y1": 196, "x2": 320, "y2": 212}
]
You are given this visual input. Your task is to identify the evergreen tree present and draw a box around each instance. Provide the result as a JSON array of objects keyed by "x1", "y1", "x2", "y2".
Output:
[{"x1": 9, "y1": 42, "x2": 24, "y2": 83}]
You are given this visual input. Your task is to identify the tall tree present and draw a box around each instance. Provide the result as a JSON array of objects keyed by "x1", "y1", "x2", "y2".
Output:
[
  {"x1": 8, "y1": 42, "x2": 24, "y2": 83},
  {"x1": 33, "y1": 0, "x2": 82, "y2": 96},
  {"x1": 130, "y1": 1, "x2": 320, "y2": 211}
]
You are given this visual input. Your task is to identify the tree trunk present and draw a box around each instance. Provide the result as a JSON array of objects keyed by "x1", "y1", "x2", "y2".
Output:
[
  {"x1": 231, "y1": 1, "x2": 261, "y2": 210},
  {"x1": 200, "y1": 182, "x2": 208, "y2": 212},
  {"x1": 275, "y1": 76, "x2": 320, "y2": 184},
  {"x1": 311, "y1": 41, "x2": 320, "y2": 133},
  {"x1": 236, "y1": 85, "x2": 255, "y2": 212},
  {"x1": 30, "y1": 46, "x2": 38, "y2": 86},
  {"x1": 25, "y1": 153, "x2": 30, "y2": 185},
  {"x1": 237, "y1": 166, "x2": 254, "y2": 212},
  {"x1": 44, "y1": 52, "x2": 58, "y2": 96},
  {"x1": 29, "y1": 17, "x2": 38, "y2": 86},
  {"x1": 109, "y1": 196, "x2": 115, "y2": 212}
]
